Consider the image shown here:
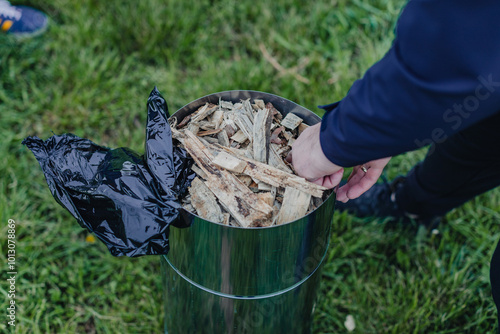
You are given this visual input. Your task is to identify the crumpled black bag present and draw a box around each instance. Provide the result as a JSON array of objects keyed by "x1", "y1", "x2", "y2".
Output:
[{"x1": 23, "y1": 87, "x2": 194, "y2": 257}]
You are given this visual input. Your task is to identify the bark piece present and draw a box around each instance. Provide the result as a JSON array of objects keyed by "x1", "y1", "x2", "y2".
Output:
[
  {"x1": 267, "y1": 102, "x2": 282, "y2": 122},
  {"x1": 270, "y1": 126, "x2": 284, "y2": 145},
  {"x1": 281, "y1": 113, "x2": 303, "y2": 130},
  {"x1": 275, "y1": 187, "x2": 311, "y2": 225},
  {"x1": 189, "y1": 177, "x2": 224, "y2": 223},
  {"x1": 254, "y1": 192, "x2": 276, "y2": 227},
  {"x1": 177, "y1": 114, "x2": 192, "y2": 129},
  {"x1": 252, "y1": 107, "x2": 272, "y2": 163}
]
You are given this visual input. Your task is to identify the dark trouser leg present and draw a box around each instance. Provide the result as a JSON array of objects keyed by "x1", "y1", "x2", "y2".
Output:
[
  {"x1": 395, "y1": 111, "x2": 500, "y2": 329},
  {"x1": 491, "y1": 240, "x2": 500, "y2": 333},
  {"x1": 395, "y1": 111, "x2": 500, "y2": 219}
]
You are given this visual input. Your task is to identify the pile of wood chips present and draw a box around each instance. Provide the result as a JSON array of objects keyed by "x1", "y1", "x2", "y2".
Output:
[{"x1": 170, "y1": 98, "x2": 328, "y2": 228}]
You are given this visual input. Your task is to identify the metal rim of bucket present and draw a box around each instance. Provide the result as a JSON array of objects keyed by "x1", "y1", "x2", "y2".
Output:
[{"x1": 171, "y1": 89, "x2": 335, "y2": 230}]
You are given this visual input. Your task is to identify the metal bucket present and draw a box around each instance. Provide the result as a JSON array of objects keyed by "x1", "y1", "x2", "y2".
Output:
[{"x1": 162, "y1": 90, "x2": 335, "y2": 334}]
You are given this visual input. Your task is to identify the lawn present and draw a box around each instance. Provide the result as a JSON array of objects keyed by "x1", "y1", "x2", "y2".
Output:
[{"x1": 1, "y1": 0, "x2": 499, "y2": 333}]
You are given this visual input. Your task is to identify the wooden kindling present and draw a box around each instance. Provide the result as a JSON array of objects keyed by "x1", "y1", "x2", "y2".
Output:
[
  {"x1": 210, "y1": 148, "x2": 327, "y2": 198},
  {"x1": 172, "y1": 98, "x2": 328, "y2": 227},
  {"x1": 174, "y1": 129, "x2": 273, "y2": 227}
]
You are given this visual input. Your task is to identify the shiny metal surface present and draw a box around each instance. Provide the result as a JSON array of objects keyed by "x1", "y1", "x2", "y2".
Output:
[{"x1": 162, "y1": 91, "x2": 335, "y2": 333}]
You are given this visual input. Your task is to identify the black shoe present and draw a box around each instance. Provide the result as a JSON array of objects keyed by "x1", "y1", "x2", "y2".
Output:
[{"x1": 335, "y1": 176, "x2": 441, "y2": 227}]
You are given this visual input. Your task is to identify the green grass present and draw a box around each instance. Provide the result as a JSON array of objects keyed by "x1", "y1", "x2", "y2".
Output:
[{"x1": 0, "y1": 0, "x2": 498, "y2": 332}]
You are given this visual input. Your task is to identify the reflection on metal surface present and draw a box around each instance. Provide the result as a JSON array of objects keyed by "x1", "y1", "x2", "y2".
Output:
[{"x1": 162, "y1": 91, "x2": 335, "y2": 334}]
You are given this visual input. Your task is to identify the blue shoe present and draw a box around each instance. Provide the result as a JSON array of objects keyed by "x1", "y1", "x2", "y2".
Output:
[
  {"x1": 335, "y1": 176, "x2": 442, "y2": 227},
  {"x1": 0, "y1": 1, "x2": 48, "y2": 38}
]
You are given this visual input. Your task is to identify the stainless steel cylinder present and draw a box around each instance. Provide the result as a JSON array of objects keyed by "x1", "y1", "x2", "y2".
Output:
[{"x1": 162, "y1": 91, "x2": 335, "y2": 334}]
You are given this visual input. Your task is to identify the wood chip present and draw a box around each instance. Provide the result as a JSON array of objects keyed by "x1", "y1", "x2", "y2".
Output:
[
  {"x1": 237, "y1": 174, "x2": 253, "y2": 186},
  {"x1": 298, "y1": 122, "x2": 309, "y2": 135},
  {"x1": 234, "y1": 114, "x2": 254, "y2": 143},
  {"x1": 217, "y1": 129, "x2": 230, "y2": 147},
  {"x1": 269, "y1": 144, "x2": 293, "y2": 173},
  {"x1": 220, "y1": 100, "x2": 234, "y2": 110},
  {"x1": 253, "y1": 99, "x2": 266, "y2": 110},
  {"x1": 243, "y1": 142, "x2": 254, "y2": 159},
  {"x1": 241, "y1": 99, "x2": 256, "y2": 120},
  {"x1": 198, "y1": 120, "x2": 214, "y2": 130},
  {"x1": 275, "y1": 187, "x2": 311, "y2": 225},
  {"x1": 257, "y1": 182, "x2": 273, "y2": 191},
  {"x1": 281, "y1": 113, "x2": 303, "y2": 130},
  {"x1": 211, "y1": 107, "x2": 224, "y2": 129},
  {"x1": 252, "y1": 107, "x2": 272, "y2": 163},
  {"x1": 201, "y1": 136, "x2": 219, "y2": 144},
  {"x1": 224, "y1": 124, "x2": 236, "y2": 138},
  {"x1": 191, "y1": 164, "x2": 208, "y2": 180},
  {"x1": 197, "y1": 128, "x2": 223, "y2": 137},
  {"x1": 212, "y1": 151, "x2": 247, "y2": 173},
  {"x1": 183, "y1": 203, "x2": 195, "y2": 213},
  {"x1": 222, "y1": 213, "x2": 231, "y2": 225},
  {"x1": 189, "y1": 177, "x2": 223, "y2": 223},
  {"x1": 231, "y1": 130, "x2": 248, "y2": 143},
  {"x1": 210, "y1": 144, "x2": 327, "y2": 198},
  {"x1": 175, "y1": 129, "x2": 273, "y2": 227},
  {"x1": 191, "y1": 103, "x2": 218, "y2": 123},
  {"x1": 187, "y1": 123, "x2": 199, "y2": 135},
  {"x1": 275, "y1": 144, "x2": 291, "y2": 157},
  {"x1": 283, "y1": 131, "x2": 293, "y2": 141},
  {"x1": 174, "y1": 98, "x2": 327, "y2": 228}
]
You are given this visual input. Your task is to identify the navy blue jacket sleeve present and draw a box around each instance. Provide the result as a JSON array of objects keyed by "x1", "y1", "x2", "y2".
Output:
[{"x1": 320, "y1": 0, "x2": 500, "y2": 167}]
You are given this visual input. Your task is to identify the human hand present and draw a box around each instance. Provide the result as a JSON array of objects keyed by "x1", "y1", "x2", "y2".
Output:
[
  {"x1": 336, "y1": 157, "x2": 391, "y2": 202},
  {"x1": 287, "y1": 123, "x2": 344, "y2": 188}
]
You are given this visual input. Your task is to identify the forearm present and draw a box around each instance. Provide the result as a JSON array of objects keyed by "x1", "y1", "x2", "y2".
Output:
[{"x1": 320, "y1": 0, "x2": 500, "y2": 167}]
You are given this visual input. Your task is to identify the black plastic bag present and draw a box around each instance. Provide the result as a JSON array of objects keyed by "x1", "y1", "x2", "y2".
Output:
[{"x1": 23, "y1": 87, "x2": 194, "y2": 257}]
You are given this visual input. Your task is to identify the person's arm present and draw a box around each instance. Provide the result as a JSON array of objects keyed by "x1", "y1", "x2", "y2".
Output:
[
  {"x1": 292, "y1": 0, "x2": 500, "y2": 200},
  {"x1": 320, "y1": 0, "x2": 500, "y2": 167}
]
